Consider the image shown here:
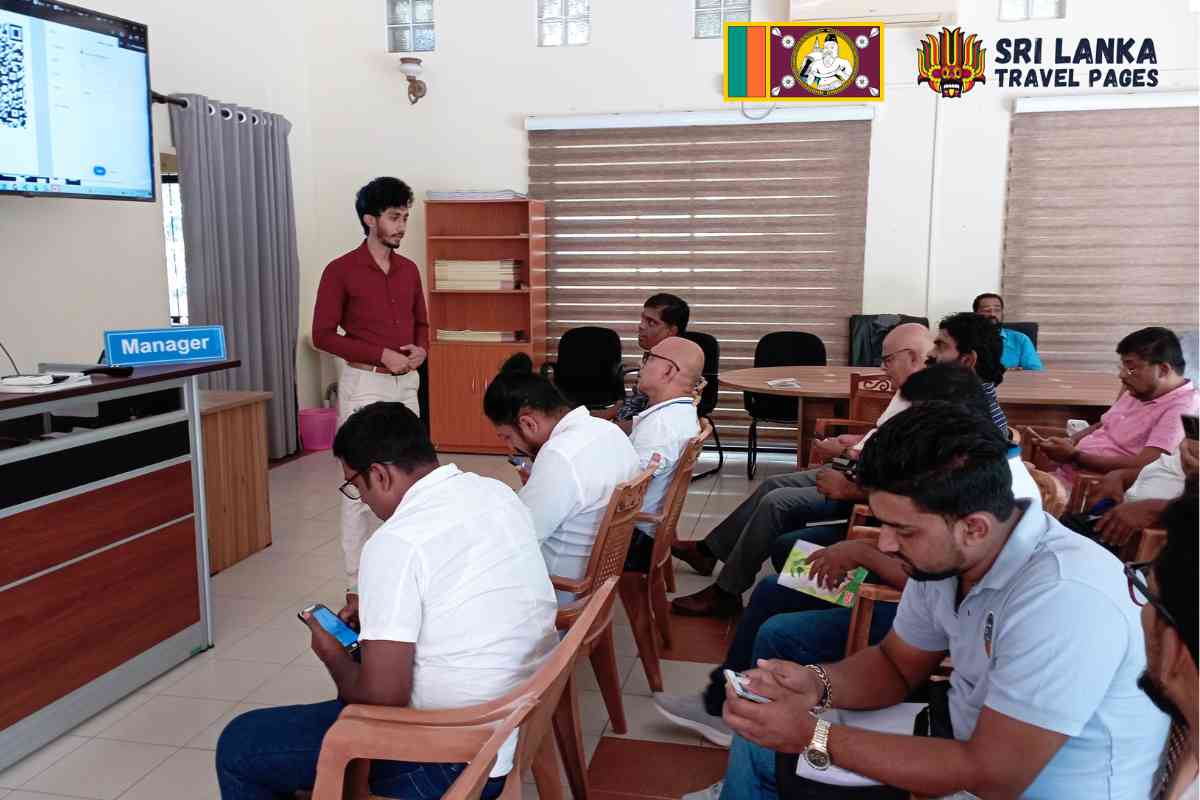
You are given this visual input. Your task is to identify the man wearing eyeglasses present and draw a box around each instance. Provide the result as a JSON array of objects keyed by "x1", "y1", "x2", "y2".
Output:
[
  {"x1": 598, "y1": 293, "x2": 690, "y2": 431},
  {"x1": 622, "y1": 337, "x2": 704, "y2": 574},
  {"x1": 671, "y1": 323, "x2": 932, "y2": 618},
  {"x1": 1132, "y1": 484, "x2": 1199, "y2": 800},
  {"x1": 1033, "y1": 327, "x2": 1198, "y2": 492}
]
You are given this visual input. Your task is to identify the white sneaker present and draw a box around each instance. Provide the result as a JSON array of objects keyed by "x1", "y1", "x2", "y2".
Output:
[
  {"x1": 682, "y1": 781, "x2": 724, "y2": 800},
  {"x1": 654, "y1": 693, "x2": 733, "y2": 748}
]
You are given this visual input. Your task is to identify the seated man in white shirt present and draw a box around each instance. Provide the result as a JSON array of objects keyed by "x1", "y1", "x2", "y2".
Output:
[
  {"x1": 713, "y1": 403, "x2": 1168, "y2": 800},
  {"x1": 216, "y1": 402, "x2": 558, "y2": 800},
  {"x1": 1088, "y1": 435, "x2": 1198, "y2": 550},
  {"x1": 484, "y1": 353, "x2": 640, "y2": 601},
  {"x1": 622, "y1": 336, "x2": 704, "y2": 573}
]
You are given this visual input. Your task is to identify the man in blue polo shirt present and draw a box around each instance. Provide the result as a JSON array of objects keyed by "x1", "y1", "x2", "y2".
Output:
[
  {"x1": 974, "y1": 292, "x2": 1043, "y2": 371},
  {"x1": 713, "y1": 403, "x2": 1168, "y2": 800}
]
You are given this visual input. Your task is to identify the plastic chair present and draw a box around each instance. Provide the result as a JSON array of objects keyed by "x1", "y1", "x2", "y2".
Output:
[
  {"x1": 551, "y1": 457, "x2": 659, "y2": 737},
  {"x1": 312, "y1": 577, "x2": 620, "y2": 800},
  {"x1": 541, "y1": 327, "x2": 630, "y2": 410},
  {"x1": 807, "y1": 373, "x2": 896, "y2": 468},
  {"x1": 1003, "y1": 321, "x2": 1039, "y2": 348},
  {"x1": 1023, "y1": 461, "x2": 1069, "y2": 518},
  {"x1": 619, "y1": 421, "x2": 712, "y2": 692},
  {"x1": 744, "y1": 331, "x2": 827, "y2": 479},
  {"x1": 843, "y1": 526, "x2": 902, "y2": 658},
  {"x1": 681, "y1": 331, "x2": 724, "y2": 481}
]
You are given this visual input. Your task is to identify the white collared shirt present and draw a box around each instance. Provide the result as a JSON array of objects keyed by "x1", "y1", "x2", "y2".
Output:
[
  {"x1": 519, "y1": 406, "x2": 640, "y2": 587},
  {"x1": 630, "y1": 396, "x2": 701, "y2": 536},
  {"x1": 893, "y1": 503, "x2": 1169, "y2": 799},
  {"x1": 357, "y1": 464, "x2": 558, "y2": 777},
  {"x1": 1126, "y1": 447, "x2": 1187, "y2": 503}
]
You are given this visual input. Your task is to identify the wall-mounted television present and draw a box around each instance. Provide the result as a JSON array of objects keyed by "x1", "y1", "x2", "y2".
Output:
[{"x1": 0, "y1": 0, "x2": 154, "y2": 201}]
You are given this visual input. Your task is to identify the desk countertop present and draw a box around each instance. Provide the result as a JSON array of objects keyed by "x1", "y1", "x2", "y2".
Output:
[
  {"x1": 199, "y1": 390, "x2": 273, "y2": 416},
  {"x1": 0, "y1": 361, "x2": 241, "y2": 412}
]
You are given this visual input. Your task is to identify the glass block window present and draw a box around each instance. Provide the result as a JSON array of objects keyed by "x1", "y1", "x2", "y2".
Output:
[
  {"x1": 694, "y1": 0, "x2": 749, "y2": 39},
  {"x1": 387, "y1": 0, "x2": 435, "y2": 53},
  {"x1": 999, "y1": 0, "x2": 1065, "y2": 20},
  {"x1": 539, "y1": 0, "x2": 590, "y2": 47}
]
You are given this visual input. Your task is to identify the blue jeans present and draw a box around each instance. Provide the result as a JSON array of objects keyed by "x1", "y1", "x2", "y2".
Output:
[
  {"x1": 215, "y1": 700, "x2": 507, "y2": 800},
  {"x1": 721, "y1": 735, "x2": 779, "y2": 800}
]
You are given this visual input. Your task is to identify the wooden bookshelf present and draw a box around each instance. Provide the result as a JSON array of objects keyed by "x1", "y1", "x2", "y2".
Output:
[{"x1": 425, "y1": 199, "x2": 547, "y2": 454}]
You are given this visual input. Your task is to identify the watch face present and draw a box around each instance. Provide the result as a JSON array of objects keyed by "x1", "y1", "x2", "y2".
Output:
[{"x1": 804, "y1": 748, "x2": 830, "y2": 771}]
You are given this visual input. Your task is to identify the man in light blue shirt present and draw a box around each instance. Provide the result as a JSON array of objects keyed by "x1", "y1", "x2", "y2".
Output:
[
  {"x1": 974, "y1": 292, "x2": 1044, "y2": 370},
  {"x1": 717, "y1": 403, "x2": 1168, "y2": 800}
]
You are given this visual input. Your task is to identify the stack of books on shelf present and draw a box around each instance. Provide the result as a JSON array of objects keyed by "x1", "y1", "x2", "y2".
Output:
[
  {"x1": 435, "y1": 259, "x2": 522, "y2": 290},
  {"x1": 437, "y1": 329, "x2": 526, "y2": 343},
  {"x1": 425, "y1": 190, "x2": 527, "y2": 201}
]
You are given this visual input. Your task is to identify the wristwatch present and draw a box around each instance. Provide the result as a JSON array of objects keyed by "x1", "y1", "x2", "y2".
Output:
[{"x1": 803, "y1": 718, "x2": 832, "y2": 771}]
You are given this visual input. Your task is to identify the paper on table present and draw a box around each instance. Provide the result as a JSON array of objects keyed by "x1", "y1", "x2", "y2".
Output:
[
  {"x1": 766, "y1": 377, "x2": 803, "y2": 389},
  {"x1": 0, "y1": 373, "x2": 91, "y2": 393}
]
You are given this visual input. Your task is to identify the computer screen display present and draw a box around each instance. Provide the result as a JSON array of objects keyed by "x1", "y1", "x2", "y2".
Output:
[{"x1": 0, "y1": 0, "x2": 154, "y2": 201}]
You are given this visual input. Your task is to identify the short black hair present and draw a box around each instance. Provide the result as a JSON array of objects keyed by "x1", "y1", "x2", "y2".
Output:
[
  {"x1": 1117, "y1": 327, "x2": 1186, "y2": 375},
  {"x1": 1155, "y1": 481, "x2": 1198, "y2": 663},
  {"x1": 972, "y1": 293, "x2": 1004, "y2": 312},
  {"x1": 483, "y1": 353, "x2": 570, "y2": 426},
  {"x1": 355, "y1": 177, "x2": 414, "y2": 236},
  {"x1": 332, "y1": 401, "x2": 437, "y2": 475},
  {"x1": 939, "y1": 312, "x2": 1007, "y2": 386},
  {"x1": 900, "y1": 363, "x2": 991, "y2": 421},
  {"x1": 645, "y1": 294, "x2": 690, "y2": 334},
  {"x1": 857, "y1": 402, "x2": 1016, "y2": 521}
]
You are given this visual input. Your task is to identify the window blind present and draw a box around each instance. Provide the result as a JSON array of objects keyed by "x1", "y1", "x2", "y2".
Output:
[
  {"x1": 1002, "y1": 106, "x2": 1199, "y2": 370},
  {"x1": 529, "y1": 120, "x2": 871, "y2": 447}
]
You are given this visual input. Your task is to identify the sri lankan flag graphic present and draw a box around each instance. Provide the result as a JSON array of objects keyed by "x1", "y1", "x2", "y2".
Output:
[{"x1": 724, "y1": 22, "x2": 885, "y2": 102}]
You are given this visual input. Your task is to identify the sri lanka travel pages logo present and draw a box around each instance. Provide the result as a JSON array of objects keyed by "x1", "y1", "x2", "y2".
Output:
[{"x1": 917, "y1": 27, "x2": 1160, "y2": 97}]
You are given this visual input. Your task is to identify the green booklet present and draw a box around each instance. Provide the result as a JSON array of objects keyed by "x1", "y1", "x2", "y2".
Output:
[{"x1": 779, "y1": 539, "x2": 869, "y2": 608}]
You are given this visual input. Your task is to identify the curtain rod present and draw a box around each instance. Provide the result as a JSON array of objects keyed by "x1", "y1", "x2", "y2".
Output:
[{"x1": 151, "y1": 91, "x2": 187, "y2": 108}]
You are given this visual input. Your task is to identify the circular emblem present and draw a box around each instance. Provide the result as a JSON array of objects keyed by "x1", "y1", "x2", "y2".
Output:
[
  {"x1": 781, "y1": 74, "x2": 796, "y2": 89},
  {"x1": 782, "y1": 34, "x2": 795, "y2": 49},
  {"x1": 792, "y1": 28, "x2": 859, "y2": 96},
  {"x1": 855, "y1": 75, "x2": 870, "y2": 89},
  {"x1": 855, "y1": 34, "x2": 869, "y2": 49}
]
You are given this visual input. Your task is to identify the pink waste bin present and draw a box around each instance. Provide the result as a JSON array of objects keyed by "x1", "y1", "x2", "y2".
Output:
[{"x1": 299, "y1": 408, "x2": 338, "y2": 451}]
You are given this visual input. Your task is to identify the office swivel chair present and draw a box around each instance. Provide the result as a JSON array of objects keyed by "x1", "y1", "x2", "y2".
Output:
[
  {"x1": 540, "y1": 326, "x2": 631, "y2": 410},
  {"x1": 744, "y1": 331, "x2": 826, "y2": 479}
]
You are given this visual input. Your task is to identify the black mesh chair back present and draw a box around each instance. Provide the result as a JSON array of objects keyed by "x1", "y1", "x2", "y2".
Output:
[
  {"x1": 1003, "y1": 321, "x2": 1039, "y2": 348},
  {"x1": 681, "y1": 331, "x2": 724, "y2": 480},
  {"x1": 848, "y1": 314, "x2": 930, "y2": 367},
  {"x1": 743, "y1": 331, "x2": 826, "y2": 478},
  {"x1": 541, "y1": 326, "x2": 626, "y2": 410},
  {"x1": 743, "y1": 332, "x2": 826, "y2": 422}
]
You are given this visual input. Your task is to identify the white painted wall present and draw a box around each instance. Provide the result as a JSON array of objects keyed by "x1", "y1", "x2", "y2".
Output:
[
  {"x1": 0, "y1": 0, "x2": 318, "y2": 397},
  {"x1": 1, "y1": 0, "x2": 1194, "y2": 408}
]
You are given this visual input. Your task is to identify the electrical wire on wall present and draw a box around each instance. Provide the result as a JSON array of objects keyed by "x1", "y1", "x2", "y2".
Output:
[{"x1": 739, "y1": 102, "x2": 777, "y2": 121}]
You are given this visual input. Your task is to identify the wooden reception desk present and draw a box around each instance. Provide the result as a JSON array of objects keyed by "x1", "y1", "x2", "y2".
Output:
[{"x1": 0, "y1": 360, "x2": 237, "y2": 770}]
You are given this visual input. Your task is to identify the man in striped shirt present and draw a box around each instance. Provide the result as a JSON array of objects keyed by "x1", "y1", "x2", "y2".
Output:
[{"x1": 930, "y1": 312, "x2": 1009, "y2": 438}]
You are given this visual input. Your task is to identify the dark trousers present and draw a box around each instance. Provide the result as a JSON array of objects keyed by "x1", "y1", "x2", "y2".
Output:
[{"x1": 215, "y1": 700, "x2": 507, "y2": 800}]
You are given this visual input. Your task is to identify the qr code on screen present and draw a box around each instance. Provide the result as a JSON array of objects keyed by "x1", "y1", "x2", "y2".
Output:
[{"x1": 0, "y1": 23, "x2": 28, "y2": 129}]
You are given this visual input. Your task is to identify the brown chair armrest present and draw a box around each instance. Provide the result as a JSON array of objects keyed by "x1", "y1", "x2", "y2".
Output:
[
  {"x1": 634, "y1": 512, "x2": 663, "y2": 526},
  {"x1": 812, "y1": 418, "x2": 875, "y2": 438},
  {"x1": 858, "y1": 584, "x2": 902, "y2": 604},
  {"x1": 551, "y1": 575, "x2": 590, "y2": 596},
  {"x1": 319, "y1": 714, "x2": 495, "y2": 766},
  {"x1": 847, "y1": 525, "x2": 881, "y2": 544},
  {"x1": 848, "y1": 504, "x2": 874, "y2": 529}
]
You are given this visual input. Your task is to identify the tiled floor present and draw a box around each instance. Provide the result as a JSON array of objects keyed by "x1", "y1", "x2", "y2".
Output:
[{"x1": 0, "y1": 448, "x2": 803, "y2": 800}]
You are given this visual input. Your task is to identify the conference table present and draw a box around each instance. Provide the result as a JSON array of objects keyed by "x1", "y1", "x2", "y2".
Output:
[{"x1": 718, "y1": 366, "x2": 1120, "y2": 466}]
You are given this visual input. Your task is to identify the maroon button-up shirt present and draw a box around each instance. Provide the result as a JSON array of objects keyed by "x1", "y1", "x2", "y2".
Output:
[{"x1": 312, "y1": 241, "x2": 430, "y2": 365}]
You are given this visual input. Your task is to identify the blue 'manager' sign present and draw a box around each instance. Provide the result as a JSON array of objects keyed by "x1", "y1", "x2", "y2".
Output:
[{"x1": 105, "y1": 325, "x2": 227, "y2": 367}]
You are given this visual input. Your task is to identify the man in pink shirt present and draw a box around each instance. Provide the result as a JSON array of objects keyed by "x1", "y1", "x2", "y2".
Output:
[{"x1": 1035, "y1": 327, "x2": 1199, "y2": 491}]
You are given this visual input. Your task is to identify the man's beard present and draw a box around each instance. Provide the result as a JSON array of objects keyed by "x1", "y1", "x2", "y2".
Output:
[
  {"x1": 898, "y1": 554, "x2": 960, "y2": 582},
  {"x1": 1138, "y1": 672, "x2": 1188, "y2": 728}
]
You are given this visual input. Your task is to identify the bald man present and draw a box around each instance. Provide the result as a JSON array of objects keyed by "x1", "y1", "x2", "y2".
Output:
[
  {"x1": 623, "y1": 337, "x2": 704, "y2": 573},
  {"x1": 672, "y1": 323, "x2": 934, "y2": 617}
]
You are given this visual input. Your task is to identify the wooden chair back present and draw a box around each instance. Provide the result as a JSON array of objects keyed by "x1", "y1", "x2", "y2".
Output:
[
  {"x1": 313, "y1": 578, "x2": 620, "y2": 800},
  {"x1": 848, "y1": 373, "x2": 895, "y2": 422},
  {"x1": 554, "y1": 458, "x2": 659, "y2": 627},
  {"x1": 442, "y1": 701, "x2": 535, "y2": 800},
  {"x1": 1024, "y1": 462, "x2": 1070, "y2": 518},
  {"x1": 646, "y1": 420, "x2": 712, "y2": 573},
  {"x1": 1126, "y1": 527, "x2": 1167, "y2": 563}
]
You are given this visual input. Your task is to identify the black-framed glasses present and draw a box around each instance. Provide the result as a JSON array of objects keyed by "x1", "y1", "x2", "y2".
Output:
[
  {"x1": 642, "y1": 350, "x2": 680, "y2": 372},
  {"x1": 339, "y1": 470, "x2": 364, "y2": 501},
  {"x1": 1125, "y1": 560, "x2": 1178, "y2": 630}
]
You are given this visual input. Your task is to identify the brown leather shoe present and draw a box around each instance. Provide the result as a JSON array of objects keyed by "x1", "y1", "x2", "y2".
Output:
[
  {"x1": 671, "y1": 584, "x2": 743, "y2": 618},
  {"x1": 671, "y1": 540, "x2": 717, "y2": 577}
]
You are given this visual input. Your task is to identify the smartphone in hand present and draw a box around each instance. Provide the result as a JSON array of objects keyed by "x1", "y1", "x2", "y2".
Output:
[
  {"x1": 724, "y1": 669, "x2": 771, "y2": 704},
  {"x1": 299, "y1": 603, "x2": 360, "y2": 655}
]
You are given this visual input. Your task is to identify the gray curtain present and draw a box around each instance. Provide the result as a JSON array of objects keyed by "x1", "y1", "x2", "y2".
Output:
[{"x1": 169, "y1": 94, "x2": 300, "y2": 458}]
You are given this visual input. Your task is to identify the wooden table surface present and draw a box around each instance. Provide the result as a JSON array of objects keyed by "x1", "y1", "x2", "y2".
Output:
[{"x1": 719, "y1": 366, "x2": 1120, "y2": 408}]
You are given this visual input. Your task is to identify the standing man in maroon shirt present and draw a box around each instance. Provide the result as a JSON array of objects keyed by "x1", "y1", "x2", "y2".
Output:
[{"x1": 312, "y1": 177, "x2": 429, "y2": 607}]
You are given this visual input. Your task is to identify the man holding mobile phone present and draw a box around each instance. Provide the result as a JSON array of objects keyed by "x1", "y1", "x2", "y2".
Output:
[{"x1": 216, "y1": 403, "x2": 557, "y2": 800}]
